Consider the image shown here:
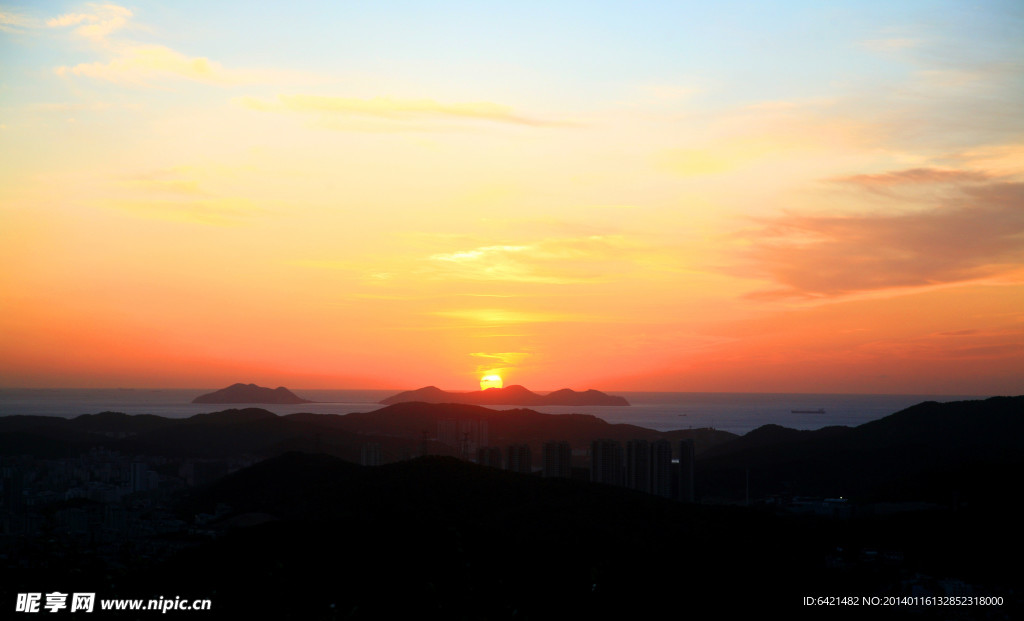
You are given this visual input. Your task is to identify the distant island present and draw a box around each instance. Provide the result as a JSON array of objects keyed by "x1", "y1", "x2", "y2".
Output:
[
  {"x1": 380, "y1": 385, "x2": 630, "y2": 406},
  {"x1": 192, "y1": 383, "x2": 313, "y2": 405}
]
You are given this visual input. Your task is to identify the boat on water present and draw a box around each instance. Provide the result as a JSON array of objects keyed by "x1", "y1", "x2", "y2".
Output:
[{"x1": 791, "y1": 408, "x2": 826, "y2": 414}]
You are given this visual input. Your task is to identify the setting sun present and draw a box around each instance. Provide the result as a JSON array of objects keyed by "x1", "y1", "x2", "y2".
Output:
[{"x1": 480, "y1": 375, "x2": 503, "y2": 390}]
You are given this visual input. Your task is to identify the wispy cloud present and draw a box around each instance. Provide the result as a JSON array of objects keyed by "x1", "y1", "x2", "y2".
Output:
[
  {"x1": 118, "y1": 178, "x2": 206, "y2": 196},
  {"x1": 744, "y1": 96, "x2": 839, "y2": 112},
  {"x1": 235, "y1": 94, "x2": 567, "y2": 128},
  {"x1": 470, "y1": 351, "x2": 531, "y2": 377},
  {"x1": 859, "y1": 37, "x2": 921, "y2": 52},
  {"x1": 433, "y1": 309, "x2": 587, "y2": 324},
  {"x1": 3, "y1": 3, "x2": 128, "y2": 36},
  {"x1": 832, "y1": 167, "x2": 994, "y2": 187},
  {"x1": 742, "y1": 181, "x2": 1024, "y2": 299},
  {"x1": 856, "y1": 328, "x2": 1024, "y2": 362},
  {"x1": 46, "y1": 3, "x2": 131, "y2": 43},
  {"x1": 427, "y1": 235, "x2": 642, "y2": 284},
  {"x1": 103, "y1": 167, "x2": 260, "y2": 225},
  {"x1": 55, "y1": 44, "x2": 262, "y2": 85},
  {"x1": 38, "y1": 4, "x2": 296, "y2": 87},
  {"x1": 105, "y1": 197, "x2": 260, "y2": 226},
  {"x1": 0, "y1": 8, "x2": 41, "y2": 31},
  {"x1": 943, "y1": 144, "x2": 1024, "y2": 177}
]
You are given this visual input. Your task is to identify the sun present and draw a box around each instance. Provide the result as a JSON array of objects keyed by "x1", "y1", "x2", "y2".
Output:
[{"x1": 480, "y1": 374, "x2": 503, "y2": 390}]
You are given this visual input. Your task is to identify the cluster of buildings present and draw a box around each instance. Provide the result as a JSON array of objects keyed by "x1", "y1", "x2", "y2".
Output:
[
  {"x1": 2, "y1": 420, "x2": 701, "y2": 569},
  {"x1": 474, "y1": 438, "x2": 697, "y2": 502},
  {"x1": 0, "y1": 448, "x2": 249, "y2": 555},
  {"x1": 363, "y1": 418, "x2": 703, "y2": 502}
]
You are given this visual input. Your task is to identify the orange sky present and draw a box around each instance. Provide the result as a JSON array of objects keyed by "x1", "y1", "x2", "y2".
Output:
[{"x1": 1, "y1": 1, "x2": 1021, "y2": 393}]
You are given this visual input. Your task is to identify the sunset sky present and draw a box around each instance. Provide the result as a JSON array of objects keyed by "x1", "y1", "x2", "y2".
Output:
[{"x1": 1, "y1": 1, "x2": 1022, "y2": 393}]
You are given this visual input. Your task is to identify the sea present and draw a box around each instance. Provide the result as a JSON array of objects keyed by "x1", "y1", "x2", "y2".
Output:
[{"x1": 0, "y1": 389, "x2": 994, "y2": 436}]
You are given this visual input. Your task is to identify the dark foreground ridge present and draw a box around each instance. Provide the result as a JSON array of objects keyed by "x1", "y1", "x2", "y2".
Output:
[
  {"x1": 0, "y1": 401, "x2": 730, "y2": 460},
  {"x1": 191, "y1": 382, "x2": 313, "y2": 404},
  {"x1": 1, "y1": 396, "x2": 1020, "y2": 618},
  {"x1": 380, "y1": 384, "x2": 630, "y2": 406}
]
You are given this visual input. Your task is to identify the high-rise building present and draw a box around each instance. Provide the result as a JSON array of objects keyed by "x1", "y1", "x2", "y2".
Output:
[
  {"x1": 438, "y1": 419, "x2": 489, "y2": 458},
  {"x1": 476, "y1": 446, "x2": 503, "y2": 469},
  {"x1": 360, "y1": 442, "x2": 382, "y2": 466},
  {"x1": 506, "y1": 444, "x2": 532, "y2": 474},
  {"x1": 651, "y1": 439, "x2": 673, "y2": 499},
  {"x1": 590, "y1": 439, "x2": 623, "y2": 486},
  {"x1": 678, "y1": 438, "x2": 695, "y2": 502},
  {"x1": 129, "y1": 462, "x2": 150, "y2": 493},
  {"x1": 2, "y1": 467, "x2": 25, "y2": 511},
  {"x1": 625, "y1": 439, "x2": 651, "y2": 492},
  {"x1": 542, "y1": 441, "x2": 572, "y2": 478}
]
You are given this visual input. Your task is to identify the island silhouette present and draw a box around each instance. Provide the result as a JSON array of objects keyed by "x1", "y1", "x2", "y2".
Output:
[
  {"x1": 380, "y1": 384, "x2": 630, "y2": 406},
  {"x1": 192, "y1": 382, "x2": 313, "y2": 405}
]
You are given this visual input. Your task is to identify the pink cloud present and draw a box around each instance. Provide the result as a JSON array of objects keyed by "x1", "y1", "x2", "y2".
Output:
[{"x1": 742, "y1": 182, "x2": 1024, "y2": 298}]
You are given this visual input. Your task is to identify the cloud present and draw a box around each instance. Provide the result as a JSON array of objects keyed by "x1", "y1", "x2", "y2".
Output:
[
  {"x1": 470, "y1": 351, "x2": 531, "y2": 377},
  {"x1": 104, "y1": 167, "x2": 260, "y2": 225},
  {"x1": 119, "y1": 178, "x2": 205, "y2": 196},
  {"x1": 744, "y1": 97, "x2": 839, "y2": 112},
  {"x1": 655, "y1": 128, "x2": 836, "y2": 177},
  {"x1": 43, "y1": 5, "x2": 295, "y2": 86},
  {"x1": 427, "y1": 236, "x2": 641, "y2": 284},
  {"x1": 857, "y1": 329, "x2": 1024, "y2": 362},
  {"x1": 46, "y1": 3, "x2": 131, "y2": 43},
  {"x1": 943, "y1": 144, "x2": 1024, "y2": 177},
  {"x1": 433, "y1": 309, "x2": 587, "y2": 324},
  {"x1": 55, "y1": 44, "x2": 256, "y2": 85},
  {"x1": 117, "y1": 167, "x2": 217, "y2": 196},
  {"x1": 0, "y1": 8, "x2": 41, "y2": 31},
  {"x1": 235, "y1": 94, "x2": 565, "y2": 127},
  {"x1": 431, "y1": 245, "x2": 531, "y2": 263},
  {"x1": 105, "y1": 197, "x2": 260, "y2": 226},
  {"x1": 832, "y1": 168, "x2": 994, "y2": 187},
  {"x1": 742, "y1": 181, "x2": 1024, "y2": 299},
  {"x1": 859, "y1": 37, "x2": 921, "y2": 52},
  {"x1": 470, "y1": 351, "x2": 531, "y2": 367}
]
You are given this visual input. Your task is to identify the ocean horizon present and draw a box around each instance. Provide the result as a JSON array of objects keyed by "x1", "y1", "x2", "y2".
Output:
[{"x1": 0, "y1": 388, "x2": 993, "y2": 436}]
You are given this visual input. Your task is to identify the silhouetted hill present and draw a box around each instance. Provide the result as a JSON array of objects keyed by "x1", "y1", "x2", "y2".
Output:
[
  {"x1": 852, "y1": 396, "x2": 1024, "y2": 455},
  {"x1": 0, "y1": 402, "x2": 730, "y2": 461},
  {"x1": 157, "y1": 451, "x2": 1019, "y2": 619},
  {"x1": 698, "y1": 396, "x2": 1024, "y2": 505},
  {"x1": 703, "y1": 423, "x2": 851, "y2": 457},
  {"x1": 333, "y1": 401, "x2": 733, "y2": 455},
  {"x1": 380, "y1": 384, "x2": 630, "y2": 406},
  {"x1": 5, "y1": 396, "x2": 1019, "y2": 504},
  {"x1": 171, "y1": 453, "x2": 807, "y2": 618},
  {"x1": 70, "y1": 410, "x2": 174, "y2": 433},
  {"x1": 0, "y1": 431, "x2": 77, "y2": 458},
  {"x1": 186, "y1": 451, "x2": 364, "y2": 519},
  {"x1": 122, "y1": 409, "x2": 304, "y2": 458},
  {"x1": 184, "y1": 407, "x2": 279, "y2": 425},
  {"x1": 192, "y1": 382, "x2": 312, "y2": 404}
]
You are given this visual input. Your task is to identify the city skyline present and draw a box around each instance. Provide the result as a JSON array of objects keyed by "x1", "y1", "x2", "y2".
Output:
[{"x1": 1, "y1": 1, "x2": 1021, "y2": 394}]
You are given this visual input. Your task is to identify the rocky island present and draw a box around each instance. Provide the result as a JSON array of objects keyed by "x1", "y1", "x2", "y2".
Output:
[
  {"x1": 379, "y1": 385, "x2": 630, "y2": 406},
  {"x1": 192, "y1": 383, "x2": 313, "y2": 405}
]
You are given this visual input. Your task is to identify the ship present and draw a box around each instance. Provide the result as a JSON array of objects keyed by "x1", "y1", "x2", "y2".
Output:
[{"x1": 791, "y1": 408, "x2": 826, "y2": 414}]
